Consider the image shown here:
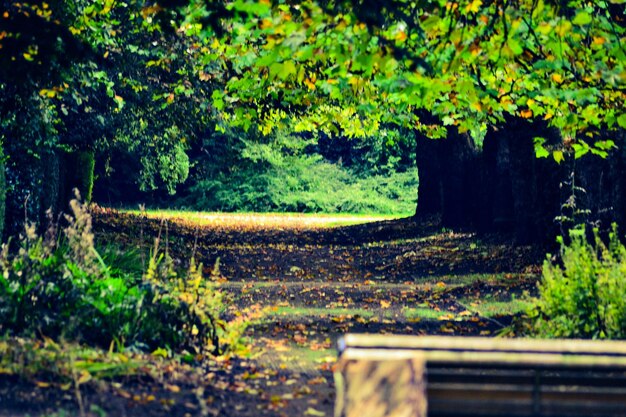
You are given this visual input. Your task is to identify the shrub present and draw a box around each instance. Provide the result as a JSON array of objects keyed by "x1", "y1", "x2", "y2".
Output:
[
  {"x1": 181, "y1": 157, "x2": 417, "y2": 214},
  {"x1": 177, "y1": 128, "x2": 418, "y2": 215},
  {"x1": 530, "y1": 225, "x2": 626, "y2": 339},
  {"x1": 0, "y1": 195, "x2": 257, "y2": 355}
]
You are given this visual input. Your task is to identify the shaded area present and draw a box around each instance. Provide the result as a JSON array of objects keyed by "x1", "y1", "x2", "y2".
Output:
[{"x1": 0, "y1": 211, "x2": 543, "y2": 417}]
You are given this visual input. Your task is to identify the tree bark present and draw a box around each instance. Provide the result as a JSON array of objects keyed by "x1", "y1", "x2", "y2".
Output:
[
  {"x1": 0, "y1": 143, "x2": 5, "y2": 242},
  {"x1": 414, "y1": 133, "x2": 443, "y2": 217}
]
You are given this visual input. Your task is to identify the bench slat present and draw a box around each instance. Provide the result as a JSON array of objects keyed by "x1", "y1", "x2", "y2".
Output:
[
  {"x1": 340, "y1": 334, "x2": 626, "y2": 357},
  {"x1": 336, "y1": 335, "x2": 626, "y2": 417}
]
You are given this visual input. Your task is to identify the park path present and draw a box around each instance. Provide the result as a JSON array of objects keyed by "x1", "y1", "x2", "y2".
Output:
[{"x1": 91, "y1": 210, "x2": 543, "y2": 417}]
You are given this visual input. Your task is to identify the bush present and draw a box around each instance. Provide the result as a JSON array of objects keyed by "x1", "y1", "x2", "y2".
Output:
[
  {"x1": 0, "y1": 195, "x2": 258, "y2": 354},
  {"x1": 530, "y1": 225, "x2": 626, "y2": 339},
  {"x1": 176, "y1": 128, "x2": 418, "y2": 215},
  {"x1": 182, "y1": 155, "x2": 417, "y2": 214}
]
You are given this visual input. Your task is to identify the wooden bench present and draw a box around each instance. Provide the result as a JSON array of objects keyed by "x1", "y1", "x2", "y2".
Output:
[{"x1": 334, "y1": 334, "x2": 626, "y2": 417}]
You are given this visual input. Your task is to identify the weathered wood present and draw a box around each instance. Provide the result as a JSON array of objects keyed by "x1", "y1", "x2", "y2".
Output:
[
  {"x1": 337, "y1": 335, "x2": 626, "y2": 417},
  {"x1": 340, "y1": 334, "x2": 626, "y2": 357},
  {"x1": 334, "y1": 350, "x2": 427, "y2": 417}
]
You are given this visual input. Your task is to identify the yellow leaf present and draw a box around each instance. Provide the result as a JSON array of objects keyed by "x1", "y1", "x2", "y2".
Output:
[
  {"x1": 520, "y1": 109, "x2": 533, "y2": 119},
  {"x1": 77, "y1": 371, "x2": 91, "y2": 385},
  {"x1": 39, "y1": 89, "x2": 56, "y2": 98},
  {"x1": 380, "y1": 300, "x2": 391, "y2": 309},
  {"x1": 304, "y1": 407, "x2": 326, "y2": 417},
  {"x1": 464, "y1": 0, "x2": 482, "y2": 13},
  {"x1": 551, "y1": 73, "x2": 563, "y2": 84},
  {"x1": 593, "y1": 36, "x2": 606, "y2": 46},
  {"x1": 555, "y1": 21, "x2": 572, "y2": 37},
  {"x1": 395, "y1": 31, "x2": 407, "y2": 42},
  {"x1": 35, "y1": 381, "x2": 51, "y2": 388}
]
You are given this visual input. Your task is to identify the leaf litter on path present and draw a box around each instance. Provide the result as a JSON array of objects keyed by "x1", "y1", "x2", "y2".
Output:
[{"x1": 0, "y1": 210, "x2": 543, "y2": 417}]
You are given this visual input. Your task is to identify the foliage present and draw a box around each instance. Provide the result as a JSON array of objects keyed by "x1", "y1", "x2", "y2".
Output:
[
  {"x1": 178, "y1": 127, "x2": 417, "y2": 214},
  {"x1": 530, "y1": 225, "x2": 626, "y2": 339},
  {"x1": 168, "y1": 0, "x2": 625, "y2": 164},
  {"x1": 0, "y1": 336, "x2": 146, "y2": 386},
  {"x1": 0, "y1": 196, "x2": 257, "y2": 354}
]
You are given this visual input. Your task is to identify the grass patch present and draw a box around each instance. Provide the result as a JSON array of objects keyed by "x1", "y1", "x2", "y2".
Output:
[
  {"x1": 416, "y1": 273, "x2": 539, "y2": 287},
  {"x1": 402, "y1": 307, "x2": 454, "y2": 320},
  {"x1": 460, "y1": 298, "x2": 533, "y2": 318},
  {"x1": 0, "y1": 336, "x2": 147, "y2": 384},
  {"x1": 268, "y1": 306, "x2": 376, "y2": 318}
]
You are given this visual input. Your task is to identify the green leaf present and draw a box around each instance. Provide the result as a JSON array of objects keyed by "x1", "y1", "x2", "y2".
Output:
[
  {"x1": 572, "y1": 11, "x2": 592, "y2": 25},
  {"x1": 552, "y1": 150, "x2": 564, "y2": 164},
  {"x1": 572, "y1": 143, "x2": 589, "y2": 159},
  {"x1": 534, "y1": 137, "x2": 549, "y2": 158},
  {"x1": 442, "y1": 116, "x2": 455, "y2": 126},
  {"x1": 594, "y1": 140, "x2": 616, "y2": 151},
  {"x1": 279, "y1": 61, "x2": 297, "y2": 80},
  {"x1": 617, "y1": 113, "x2": 626, "y2": 129},
  {"x1": 507, "y1": 38, "x2": 524, "y2": 56}
]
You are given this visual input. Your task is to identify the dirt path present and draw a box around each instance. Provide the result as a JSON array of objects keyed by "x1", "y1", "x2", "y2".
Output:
[{"x1": 0, "y1": 211, "x2": 544, "y2": 417}]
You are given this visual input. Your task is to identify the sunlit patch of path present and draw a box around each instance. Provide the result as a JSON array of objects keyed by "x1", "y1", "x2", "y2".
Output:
[{"x1": 124, "y1": 209, "x2": 401, "y2": 230}]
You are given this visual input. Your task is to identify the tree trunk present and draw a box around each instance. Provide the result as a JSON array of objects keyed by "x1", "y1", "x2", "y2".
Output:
[
  {"x1": 481, "y1": 118, "x2": 562, "y2": 243},
  {"x1": 0, "y1": 143, "x2": 5, "y2": 242},
  {"x1": 414, "y1": 128, "x2": 480, "y2": 230},
  {"x1": 414, "y1": 134, "x2": 443, "y2": 217},
  {"x1": 440, "y1": 128, "x2": 480, "y2": 229}
]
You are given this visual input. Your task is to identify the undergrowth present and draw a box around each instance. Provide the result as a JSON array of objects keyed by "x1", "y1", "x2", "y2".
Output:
[
  {"x1": 180, "y1": 153, "x2": 417, "y2": 214},
  {"x1": 0, "y1": 193, "x2": 262, "y2": 356},
  {"x1": 529, "y1": 225, "x2": 626, "y2": 339}
]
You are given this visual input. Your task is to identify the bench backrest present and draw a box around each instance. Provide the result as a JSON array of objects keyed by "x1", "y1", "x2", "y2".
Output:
[{"x1": 335, "y1": 334, "x2": 626, "y2": 417}]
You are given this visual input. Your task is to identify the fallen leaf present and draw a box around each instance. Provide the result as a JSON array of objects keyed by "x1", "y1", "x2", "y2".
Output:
[{"x1": 305, "y1": 407, "x2": 326, "y2": 416}]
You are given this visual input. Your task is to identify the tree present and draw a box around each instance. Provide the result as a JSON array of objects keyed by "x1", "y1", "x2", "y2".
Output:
[
  {"x1": 172, "y1": 0, "x2": 626, "y2": 241},
  {"x1": 0, "y1": 0, "x2": 217, "y2": 235}
]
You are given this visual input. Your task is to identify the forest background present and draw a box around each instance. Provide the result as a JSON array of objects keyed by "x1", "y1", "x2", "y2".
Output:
[
  {"x1": 1, "y1": 1, "x2": 626, "y2": 415},
  {"x1": 1, "y1": 0, "x2": 626, "y2": 246}
]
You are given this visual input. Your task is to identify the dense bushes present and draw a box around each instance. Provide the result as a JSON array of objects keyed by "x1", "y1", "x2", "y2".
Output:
[
  {"x1": 183, "y1": 157, "x2": 417, "y2": 214},
  {"x1": 176, "y1": 128, "x2": 417, "y2": 214},
  {"x1": 0, "y1": 195, "x2": 256, "y2": 354},
  {"x1": 530, "y1": 225, "x2": 626, "y2": 339}
]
